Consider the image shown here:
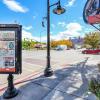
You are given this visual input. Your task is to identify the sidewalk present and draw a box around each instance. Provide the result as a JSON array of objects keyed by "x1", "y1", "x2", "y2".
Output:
[{"x1": 0, "y1": 63, "x2": 99, "y2": 100}]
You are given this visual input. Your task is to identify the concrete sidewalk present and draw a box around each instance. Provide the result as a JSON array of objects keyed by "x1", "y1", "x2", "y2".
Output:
[{"x1": 0, "y1": 63, "x2": 99, "y2": 100}]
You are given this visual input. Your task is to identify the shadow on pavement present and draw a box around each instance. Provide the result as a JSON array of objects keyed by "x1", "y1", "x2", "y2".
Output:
[{"x1": 0, "y1": 59, "x2": 99, "y2": 100}]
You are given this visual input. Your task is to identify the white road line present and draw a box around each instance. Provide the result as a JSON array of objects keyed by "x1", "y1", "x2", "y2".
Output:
[{"x1": 22, "y1": 61, "x2": 44, "y2": 67}]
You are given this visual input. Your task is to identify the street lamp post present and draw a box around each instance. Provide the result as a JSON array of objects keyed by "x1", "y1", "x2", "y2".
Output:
[
  {"x1": 44, "y1": 0, "x2": 66, "y2": 77},
  {"x1": 44, "y1": 0, "x2": 52, "y2": 77}
]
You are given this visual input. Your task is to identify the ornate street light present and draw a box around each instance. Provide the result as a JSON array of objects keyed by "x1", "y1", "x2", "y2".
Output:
[
  {"x1": 44, "y1": 0, "x2": 66, "y2": 77},
  {"x1": 53, "y1": 0, "x2": 66, "y2": 15}
]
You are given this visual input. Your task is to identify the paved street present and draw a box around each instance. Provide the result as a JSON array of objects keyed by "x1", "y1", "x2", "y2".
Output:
[
  {"x1": 0, "y1": 49, "x2": 100, "y2": 98},
  {"x1": 22, "y1": 49, "x2": 100, "y2": 66}
]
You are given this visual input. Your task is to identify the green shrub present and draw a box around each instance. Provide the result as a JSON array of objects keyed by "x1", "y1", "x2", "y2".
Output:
[{"x1": 89, "y1": 78, "x2": 100, "y2": 100}]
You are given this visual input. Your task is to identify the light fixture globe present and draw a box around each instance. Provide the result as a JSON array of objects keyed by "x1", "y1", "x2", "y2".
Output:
[{"x1": 53, "y1": 5, "x2": 66, "y2": 15}]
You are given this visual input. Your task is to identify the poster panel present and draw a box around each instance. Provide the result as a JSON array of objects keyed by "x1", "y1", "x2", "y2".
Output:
[{"x1": 0, "y1": 24, "x2": 22, "y2": 74}]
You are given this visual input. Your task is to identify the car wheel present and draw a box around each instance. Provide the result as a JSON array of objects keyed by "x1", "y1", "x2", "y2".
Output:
[
  {"x1": 84, "y1": 51, "x2": 87, "y2": 54},
  {"x1": 98, "y1": 52, "x2": 100, "y2": 55},
  {"x1": 82, "y1": 52, "x2": 84, "y2": 54}
]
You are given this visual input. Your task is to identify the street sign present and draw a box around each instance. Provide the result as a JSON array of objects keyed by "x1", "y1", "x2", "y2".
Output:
[
  {"x1": 88, "y1": 14, "x2": 100, "y2": 24},
  {"x1": 0, "y1": 24, "x2": 22, "y2": 74},
  {"x1": 83, "y1": 0, "x2": 100, "y2": 24}
]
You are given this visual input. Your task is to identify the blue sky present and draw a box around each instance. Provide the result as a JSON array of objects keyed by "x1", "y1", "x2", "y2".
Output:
[{"x1": 0, "y1": 0, "x2": 96, "y2": 41}]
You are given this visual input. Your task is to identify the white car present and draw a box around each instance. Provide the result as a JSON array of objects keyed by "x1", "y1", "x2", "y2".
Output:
[{"x1": 55, "y1": 45, "x2": 67, "y2": 50}]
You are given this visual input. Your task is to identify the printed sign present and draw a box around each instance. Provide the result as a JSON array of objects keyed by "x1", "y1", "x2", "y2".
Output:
[
  {"x1": 0, "y1": 24, "x2": 22, "y2": 74},
  {"x1": 0, "y1": 31, "x2": 15, "y2": 72}
]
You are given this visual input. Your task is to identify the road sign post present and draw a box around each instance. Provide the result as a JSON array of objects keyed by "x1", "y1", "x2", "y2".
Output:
[{"x1": 0, "y1": 24, "x2": 22, "y2": 99}]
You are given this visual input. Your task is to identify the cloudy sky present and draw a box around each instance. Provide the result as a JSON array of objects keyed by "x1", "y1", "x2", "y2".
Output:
[{"x1": 0, "y1": 0, "x2": 96, "y2": 41}]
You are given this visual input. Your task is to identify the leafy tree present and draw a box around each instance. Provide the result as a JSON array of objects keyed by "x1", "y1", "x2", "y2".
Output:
[
  {"x1": 51, "y1": 40, "x2": 73, "y2": 48},
  {"x1": 84, "y1": 32, "x2": 100, "y2": 49},
  {"x1": 22, "y1": 40, "x2": 31, "y2": 49},
  {"x1": 22, "y1": 38, "x2": 37, "y2": 50},
  {"x1": 22, "y1": 38, "x2": 46, "y2": 50}
]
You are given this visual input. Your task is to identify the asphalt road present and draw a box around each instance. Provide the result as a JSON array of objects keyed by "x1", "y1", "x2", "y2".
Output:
[{"x1": 22, "y1": 49, "x2": 100, "y2": 66}]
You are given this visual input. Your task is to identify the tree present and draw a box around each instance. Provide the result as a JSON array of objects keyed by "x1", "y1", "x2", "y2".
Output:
[
  {"x1": 51, "y1": 39, "x2": 73, "y2": 48},
  {"x1": 22, "y1": 40, "x2": 31, "y2": 49},
  {"x1": 22, "y1": 38, "x2": 38, "y2": 50},
  {"x1": 84, "y1": 32, "x2": 100, "y2": 49}
]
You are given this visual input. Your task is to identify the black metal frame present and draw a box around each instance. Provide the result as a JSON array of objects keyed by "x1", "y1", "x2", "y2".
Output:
[
  {"x1": 0, "y1": 24, "x2": 22, "y2": 74},
  {"x1": 44, "y1": 0, "x2": 53, "y2": 77},
  {"x1": 3, "y1": 74, "x2": 19, "y2": 99},
  {"x1": 91, "y1": 24, "x2": 100, "y2": 31}
]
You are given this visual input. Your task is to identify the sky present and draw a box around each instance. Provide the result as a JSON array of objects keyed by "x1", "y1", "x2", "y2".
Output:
[{"x1": 0, "y1": 0, "x2": 97, "y2": 42}]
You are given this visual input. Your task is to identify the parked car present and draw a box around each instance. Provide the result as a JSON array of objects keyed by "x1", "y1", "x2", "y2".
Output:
[
  {"x1": 55, "y1": 45, "x2": 67, "y2": 51},
  {"x1": 82, "y1": 49, "x2": 100, "y2": 54},
  {"x1": 34, "y1": 44, "x2": 41, "y2": 48},
  {"x1": 34, "y1": 44, "x2": 47, "y2": 48}
]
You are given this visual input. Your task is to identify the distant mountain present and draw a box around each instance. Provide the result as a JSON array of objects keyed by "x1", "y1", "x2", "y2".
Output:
[{"x1": 70, "y1": 37, "x2": 84, "y2": 45}]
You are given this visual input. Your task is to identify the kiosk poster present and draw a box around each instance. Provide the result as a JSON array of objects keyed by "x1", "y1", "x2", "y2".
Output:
[
  {"x1": 0, "y1": 31, "x2": 15, "y2": 72},
  {"x1": 0, "y1": 24, "x2": 22, "y2": 74}
]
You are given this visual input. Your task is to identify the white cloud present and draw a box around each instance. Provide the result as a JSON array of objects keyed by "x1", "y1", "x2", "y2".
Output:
[
  {"x1": 47, "y1": 22, "x2": 83, "y2": 41},
  {"x1": 55, "y1": 22, "x2": 82, "y2": 40},
  {"x1": 51, "y1": 34, "x2": 68, "y2": 41},
  {"x1": 58, "y1": 22, "x2": 66, "y2": 27},
  {"x1": 22, "y1": 30, "x2": 39, "y2": 42},
  {"x1": 59, "y1": 30, "x2": 80, "y2": 38},
  {"x1": 65, "y1": 0, "x2": 76, "y2": 7},
  {"x1": 22, "y1": 22, "x2": 83, "y2": 42},
  {"x1": 22, "y1": 30, "x2": 61, "y2": 42},
  {"x1": 22, "y1": 30, "x2": 47, "y2": 42},
  {"x1": 66, "y1": 22, "x2": 82, "y2": 32},
  {"x1": 23, "y1": 26, "x2": 32, "y2": 30},
  {"x1": 3, "y1": 0, "x2": 28, "y2": 13},
  {"x1": 22, "y1": 30, "x2": 33, "y2": 40}
]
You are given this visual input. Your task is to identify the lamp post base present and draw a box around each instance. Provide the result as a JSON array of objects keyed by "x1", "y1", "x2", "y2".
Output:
[
  {"x1": 44, "y1": 67, "x2": 53, "y2": 77},
  {"x1": 3, "y1": 88, "x2": 19, "y2": 99}
]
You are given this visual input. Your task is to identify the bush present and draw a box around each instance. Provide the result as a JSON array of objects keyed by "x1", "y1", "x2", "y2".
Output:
[{"x1": 89, "y1": 78, "x2": 100, "y2": 100}]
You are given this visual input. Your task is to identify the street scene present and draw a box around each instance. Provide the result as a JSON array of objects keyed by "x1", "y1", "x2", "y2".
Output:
[{"x1": 0, "y1": 0, "x2": 100, "y2": 100}]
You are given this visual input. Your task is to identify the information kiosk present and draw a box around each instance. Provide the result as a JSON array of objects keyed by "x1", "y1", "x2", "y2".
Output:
[{"x1": 0, "y1": 24, "x2": 22, "y2": 99}]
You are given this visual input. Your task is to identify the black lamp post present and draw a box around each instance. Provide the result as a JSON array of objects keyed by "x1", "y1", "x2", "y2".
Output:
[{"x1": 44, "y1": 0, "x2": 66, "y2": 77}]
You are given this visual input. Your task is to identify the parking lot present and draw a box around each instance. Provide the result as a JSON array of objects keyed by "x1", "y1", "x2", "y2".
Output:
[{"x1": 0, "y1": 49, "x2": 100, "y2": 94}]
